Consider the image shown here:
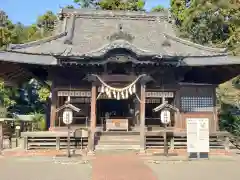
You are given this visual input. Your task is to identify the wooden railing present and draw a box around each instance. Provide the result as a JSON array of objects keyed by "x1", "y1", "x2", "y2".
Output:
[
  {"x1": 21, "y1": 130, "x2": 89, "y2": 150},
  {"x1": 145, "y1": 131, "x2": 232, "y2": 150}
]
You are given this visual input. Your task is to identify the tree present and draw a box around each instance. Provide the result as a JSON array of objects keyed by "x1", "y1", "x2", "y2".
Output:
[
  {"x1": 73, "y1": 0, "x2": 145, "y2": 11},
  {"x1": 170, "y1": 0, "x2": 240, "y2": 52},
  {"x1": 0, "y1": 80, "x2": 16, "y2": 108},
  {"x1": 37, "y1": 11, "x2": 57, "y2": 36},
  {"x1": 98, "y1": 0, "x2": 145, "y2": 11},
  {"x1": 65, "y1": 5, "x2": 75, "y2": 9},
  {"x1": 0, "y1": 10, "x2": 12, "y2": 49},
  {"x1": 151, "y1": 5, "x2": 165, "y2": 12},
  {"x1": 74, "y1": 0, "x2": 98, "y2": 8}
]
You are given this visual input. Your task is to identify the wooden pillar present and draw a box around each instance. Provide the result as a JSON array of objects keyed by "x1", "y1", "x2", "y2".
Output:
[
  {"x1": 213, "y1": 87, "x2": 219, "y2": 131},
  {"x1": 140, "y1": 83, "x2": 146, "y2": 153},
  {"x1": 88, "y1": 83, "x2": 97, "y2": 152},
  {"x1": 174, "y1": 89, "x2": 181, "y2": 129},
  {"x1": 0, "y1": 122, "x2": 3, "y2": 154},
  {"x1": 50, "y1": 84, "x2": 57, "y2": 129}
]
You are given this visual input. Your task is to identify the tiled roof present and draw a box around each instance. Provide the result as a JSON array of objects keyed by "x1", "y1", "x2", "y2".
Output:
[{"x1": 7, "y1": 9, "x2": 227, "y2": 57}]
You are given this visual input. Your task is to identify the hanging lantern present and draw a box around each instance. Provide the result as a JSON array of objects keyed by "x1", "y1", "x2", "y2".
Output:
[
  {"x1": 101, "y1": 85, "x2": 105, "y2": 93},
  {"x1": 132, "y1": 84, "x2": 136, "y2": 93}
]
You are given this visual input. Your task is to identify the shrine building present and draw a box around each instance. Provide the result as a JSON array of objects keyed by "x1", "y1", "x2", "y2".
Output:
[{"x1": 0, "y1": 9, "x2": 239, "y2": 151}]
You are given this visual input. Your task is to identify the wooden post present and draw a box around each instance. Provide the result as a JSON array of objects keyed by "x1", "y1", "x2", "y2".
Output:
[
  {"x1": 56, "y1": 137, "x2": 60, "y2": 150},
  {"x1": 0, "y1": 122, "x2": 3, "y2": 154},
  {"x1": 88, "y1": 83, "x2": 97, "y2": 153},
  {"x1": 224, "y1": 136, "x2": 230, "y2": 152},
  {"x1": 213, "y1": 87, "x2": 218, "y2": 131},
  {"x1": 50, "y1": 86, "x2": 57, "y2": 129},
  {"x1": 174, "y1": 89, "x2": 181, "y2": 129},
  {"x1": 24, "y1": 136, "x2": 28, "y2": 150},
  {"x1": 140, "y1": 83, "x2": 146, "y2": 153},
  {"x1": 170, "y1": 137, "x2": 175, "y2": 150}
]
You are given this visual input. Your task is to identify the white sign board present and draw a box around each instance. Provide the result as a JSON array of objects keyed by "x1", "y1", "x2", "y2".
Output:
[
  {"x1": 187, "y1": 118, "x2": 209, "y2": 153},
  {"x1": 63, "y1": 109, "x2": 73, "y2": 125},
  {"x1": 160, "y1": 110, "x2": 171, "y2": 124}
]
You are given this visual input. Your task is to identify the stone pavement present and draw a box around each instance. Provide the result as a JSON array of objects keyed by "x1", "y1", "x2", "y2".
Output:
[
  {"x1": 1, "y1": 150, "x2": 240, "y2": 180},
  {"x1": 144, "y1": 154, "x2": 240, "y2": 180},
  {"x1": 92, "y1": 152, "x2": 157, "y2": 180}
]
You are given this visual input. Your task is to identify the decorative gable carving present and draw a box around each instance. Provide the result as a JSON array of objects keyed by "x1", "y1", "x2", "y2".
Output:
[{"x1": 107, "y1": 23, "x2": 135, "y2": 42}]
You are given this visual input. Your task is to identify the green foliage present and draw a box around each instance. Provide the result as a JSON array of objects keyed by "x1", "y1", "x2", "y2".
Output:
[
  {"x1": 0, "y1": 80, "x2": 16, "y2": 108},
  {"x1": 219, "y1": 112, "x2": 240, "y2": 136},
  {"x1": 74, "y1": 0, "x2": 98, "y2": 8},
  {"x1": 73, "y1": 0, "x2": 145, "y2": 11},
  {"x1": 151, "y1": 5, "x2": 165, "y2": 12},
  {"x1": 38, "y1": 86, "x2": 50, "y2": 102},
  {"x1": 170, "y1": 0, "x2": 240, "y2": 53},
  {"x1": 37, "y1": 11, "x2": 57, "y2": 35},
  {"x1": 65, "y1": 5, "x2": 75, "y2": 9},
  {"x1": 98, "y1": 0, "x2": 145, "y2": 11},
  {"x1": 0, "y1": 27, "x2": 11, "y2": 49},
  {"x1": 30, "y1": 112, "x2": 46, "y2": 131}
]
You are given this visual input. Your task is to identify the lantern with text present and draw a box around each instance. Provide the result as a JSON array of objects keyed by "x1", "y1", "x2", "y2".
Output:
[
  {"x1": 160, "y1": 109, "x2": 171, "y2": 125},
  {"x1": 63, "y1": 108, "x2": 73, "y2": 125}
]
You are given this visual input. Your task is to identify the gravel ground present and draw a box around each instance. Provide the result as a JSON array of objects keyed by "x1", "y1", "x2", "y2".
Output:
[
  {"x1": 0, "y1": 156, "x2": 92, "y2": 180},
  {"x1": 145, "y1": 155, "x2": 240, "y2": 180}
]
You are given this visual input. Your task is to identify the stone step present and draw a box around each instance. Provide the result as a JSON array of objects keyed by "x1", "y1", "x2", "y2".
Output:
[
  {"x1": 95, "y1": 144, "x2": 141, "y2": 150},
  {"x1": 96, "y1": 131, "x2": 140, "y2": 136},
  {"x1": 96, "y1": 140, "x2": 140, "y2": 145},
  {"x1": 98, "y1": 136, "x2": 140, "y2": 141}
]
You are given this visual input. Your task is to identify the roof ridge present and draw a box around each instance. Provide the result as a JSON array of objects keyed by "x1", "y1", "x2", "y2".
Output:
[
  {"x1": 61, "y1": 8, "x2": 169, "y2": 19},
  {"x1": 8, "y1": 32, "x2": 67, "y2": 50},
  {"x1": 164, "y1": 33, "x2": 227, "y2": 54}
]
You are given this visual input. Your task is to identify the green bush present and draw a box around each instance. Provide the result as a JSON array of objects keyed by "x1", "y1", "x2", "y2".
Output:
[{"x1": 219, "y1": 112, "x2": 240, "y2": 136}]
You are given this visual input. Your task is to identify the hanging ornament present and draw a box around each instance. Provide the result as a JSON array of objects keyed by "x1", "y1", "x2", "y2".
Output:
[
  {"x1": 113, "y1": 91, "x2": 117, "y2": 98},
  {"x1": 132, "y1": 84, "x2": 136, "y2": 93},
  {"x1": 107, "y1": 91, "x2": 112, "y2": 98},
  {"x1": 117, "y1": 92, "x2": 120, "y2": 100},
  {"x1": 129, "y1": 87, "x2": 133, "y2": 95},
  {"x1": 121, "y1": 91, "x2": 125, "y2": 99},
  {"x1": 67, "y1": 96, "x2": 71, "y2": 102},
  {"x1": 101, "y1": 85, "x2": 105, "y2": 93},
  {"x1": 105, "y1": 90, "x2": 109, "y2": 97},
  {"x1": 105, "y1": 87, "x2": 109, "y2": 93},
  {"x1": 125, "y1": 90, "x2": 129, "y2": 99}
]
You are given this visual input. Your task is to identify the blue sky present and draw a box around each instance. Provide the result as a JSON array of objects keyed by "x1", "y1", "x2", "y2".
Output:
[{"x1": 0, "y1": 0, "x2": 170, "y2": 25}]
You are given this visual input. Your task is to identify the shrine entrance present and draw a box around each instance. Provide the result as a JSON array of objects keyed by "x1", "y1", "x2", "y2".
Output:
[{"x1": 97, "y1": 96, "x2": 136, "y2": 131}]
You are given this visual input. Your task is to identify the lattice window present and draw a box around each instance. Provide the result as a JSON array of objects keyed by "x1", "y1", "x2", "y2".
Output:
[{"x1": 180, "y1": 96, "x2": 213, "y2": 112}]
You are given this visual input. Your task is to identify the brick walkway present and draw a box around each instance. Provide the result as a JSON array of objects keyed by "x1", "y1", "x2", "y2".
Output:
[{"x1": 92, "y1": 152, "x2": 157, "y2": 180}]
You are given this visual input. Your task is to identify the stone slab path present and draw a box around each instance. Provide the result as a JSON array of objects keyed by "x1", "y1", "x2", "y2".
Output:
[{"x1": 92, "y1": 152, "x2": 157, "y2": 180}]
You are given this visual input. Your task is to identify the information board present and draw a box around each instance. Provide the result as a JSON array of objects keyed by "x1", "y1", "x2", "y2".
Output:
[{"x1": 187, "y1": 118, "x2": 209, "y2": 153}]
